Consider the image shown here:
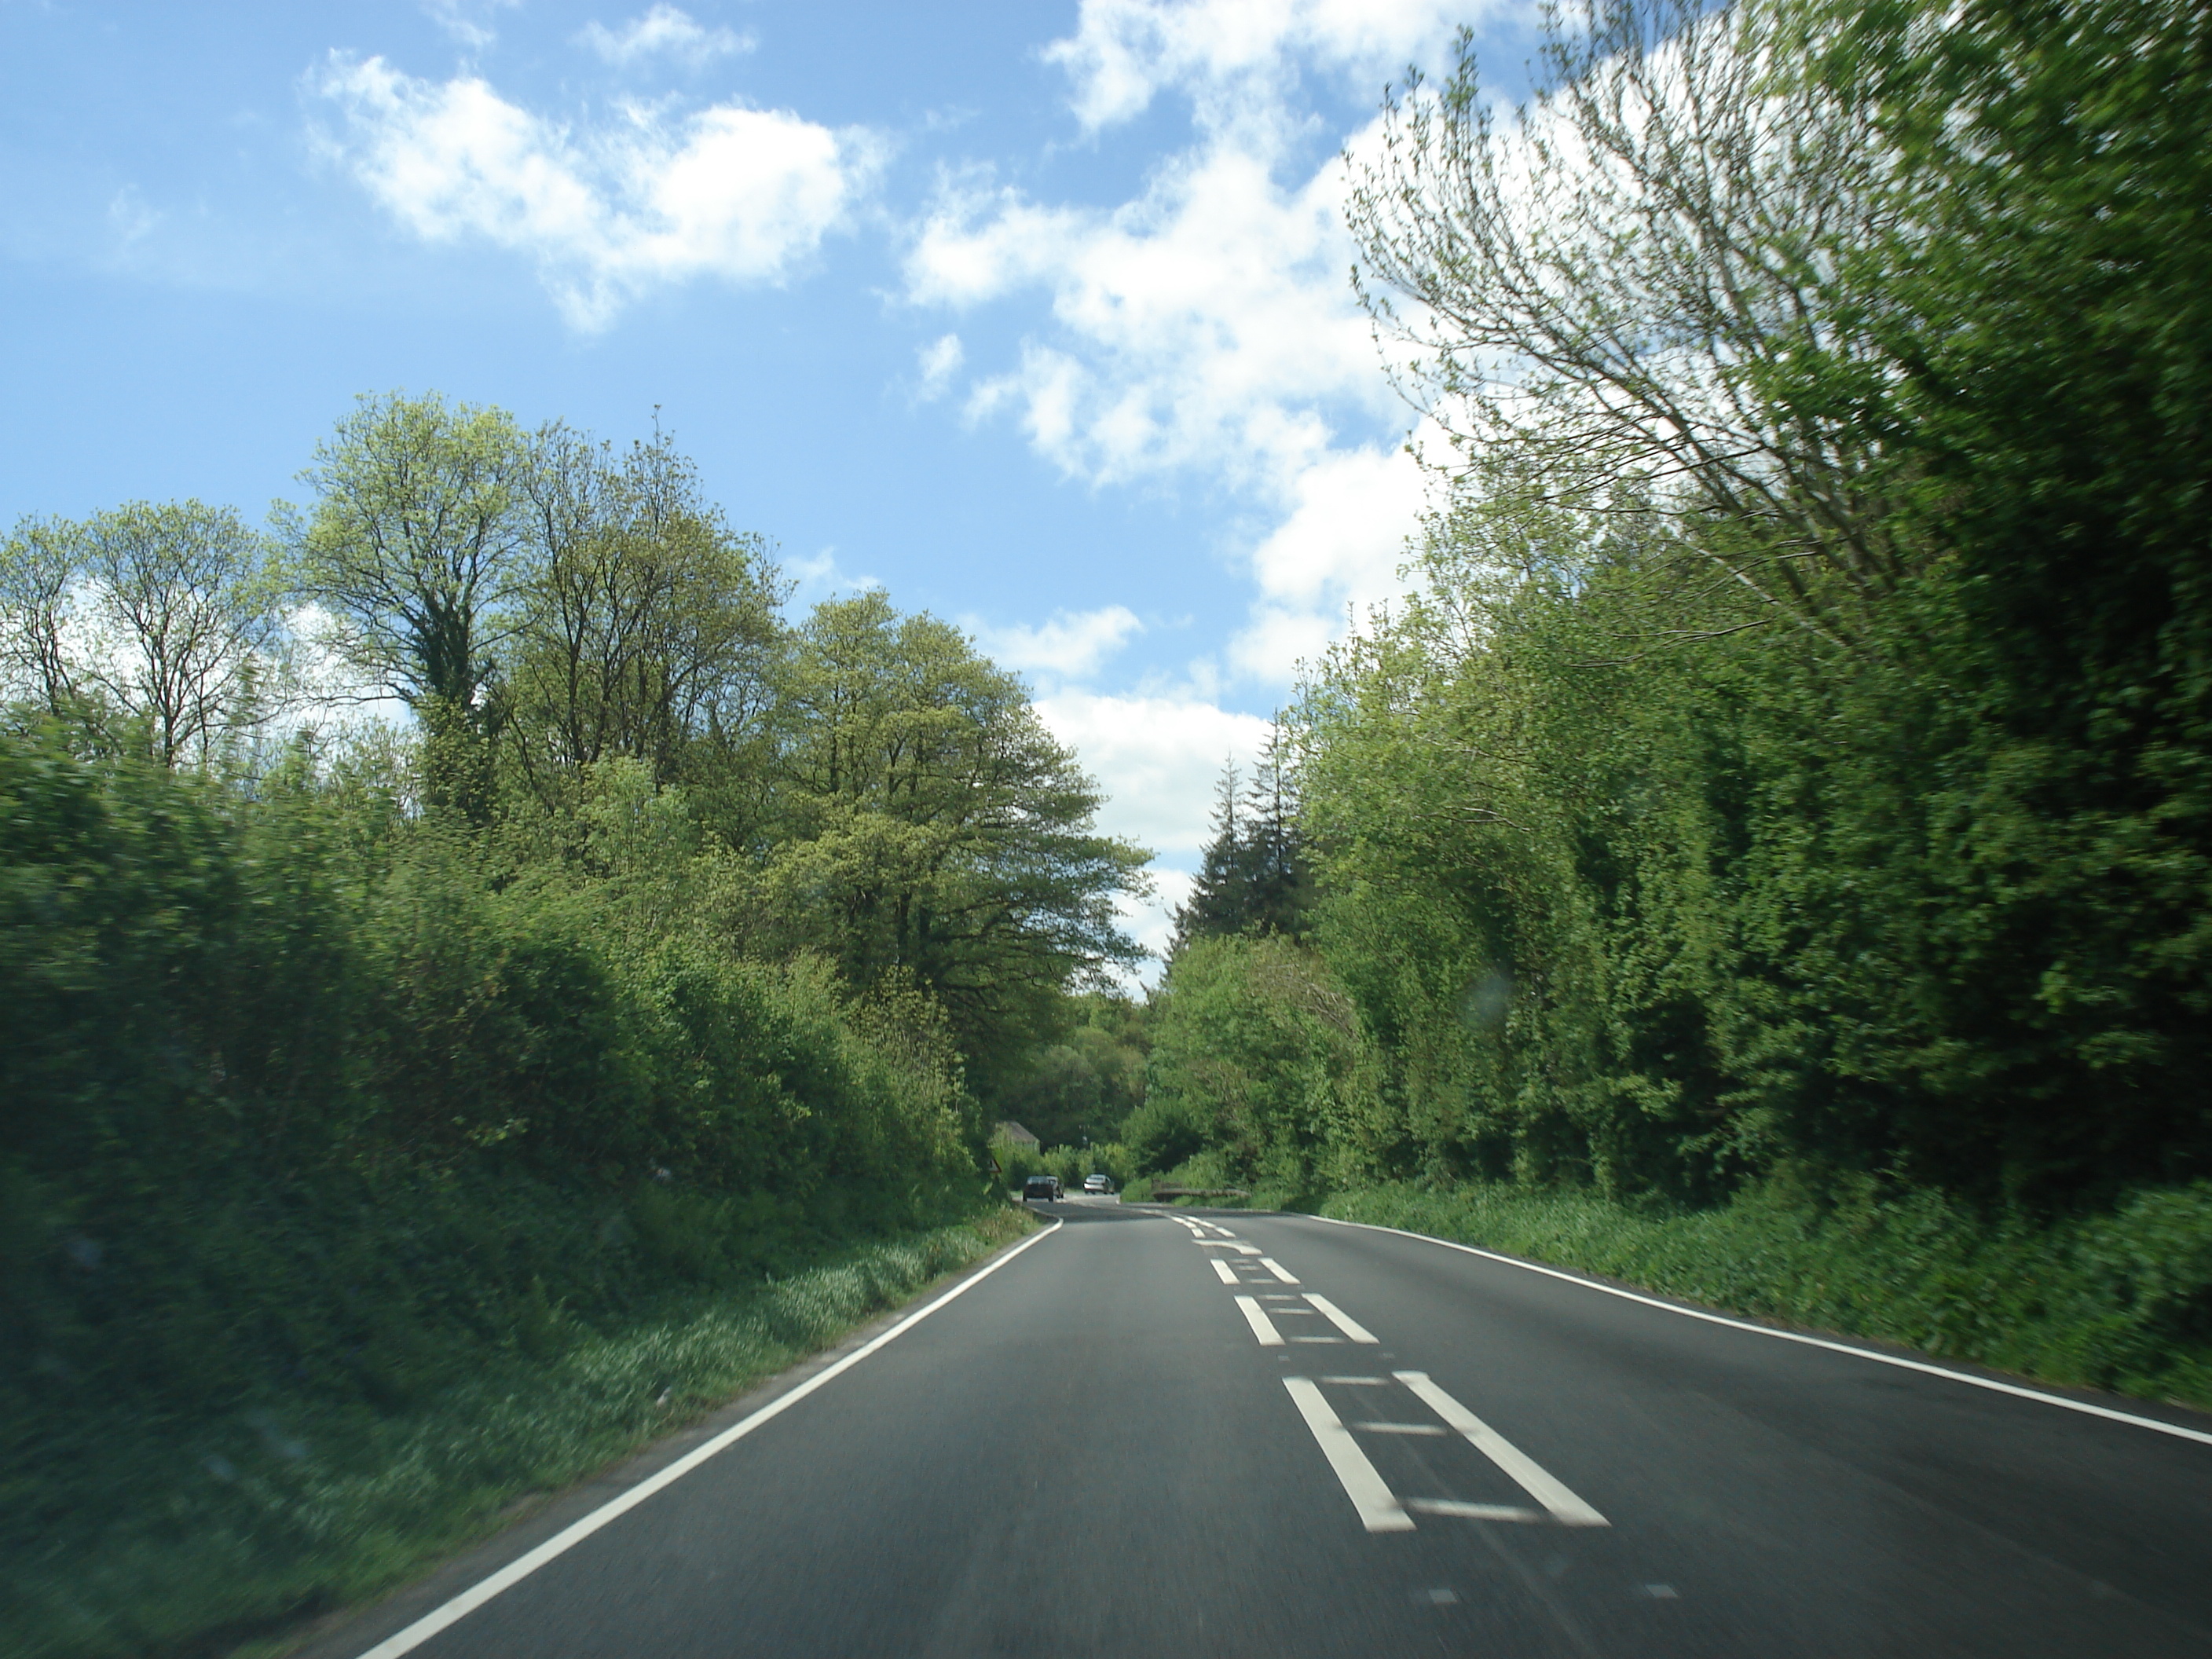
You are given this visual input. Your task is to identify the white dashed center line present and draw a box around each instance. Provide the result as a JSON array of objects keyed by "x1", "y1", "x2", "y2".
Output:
[
  {"x1": 1393, "y1": 1372, "x2": 1609, "y2": 1527},
  {"x1": 1210, "y1": 1258, "x2": 1240, "y2": 1284},
  {"x1": 1258, "y1": 1258, "x2": 1300, "y2": 1284},
  {"x1": 1283, "y1": 1378, "x2": 1415, "y2": 1533},
  {"x1": 1236, "y1": 1295, "x2": 1287, "y2": 1346},
  {"x1": 1302, "y1": 1294, "x2": 1379, "y2": 1343},
  {"x1": 1408, "y1": 1499, "x2": 1545, "y2": 1522}
]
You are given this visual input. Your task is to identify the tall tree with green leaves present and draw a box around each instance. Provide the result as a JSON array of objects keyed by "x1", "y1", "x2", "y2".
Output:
[
  {"x1": 760, "y1": 591, "x2": 1151, "y2": 1083},
  {"x1": 0, "y1": 503, "x2": 285, "y2": 766},
  {"x1": 1170, "y1": 732, "x2": 1313, "y2": 955},
  {"x1": 75, "y1": 501, "x2": 287, "y2": 768},
  {"x1": 507, "y1": 424, "x2": 784, "y2": 800},
  {"x1": 292, "y1": 391, "x2": 533, "y2": 815}
]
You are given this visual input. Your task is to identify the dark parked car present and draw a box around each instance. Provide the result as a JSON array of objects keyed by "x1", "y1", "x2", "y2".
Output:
[{"x1": 1023, "y1": 1175, "x2": 1062, "y2": 1203}]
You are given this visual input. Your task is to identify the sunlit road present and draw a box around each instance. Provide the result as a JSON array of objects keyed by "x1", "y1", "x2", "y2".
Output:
[{"x1": 309, "y1": 1201, "x2": 2212, "y2": 1657}]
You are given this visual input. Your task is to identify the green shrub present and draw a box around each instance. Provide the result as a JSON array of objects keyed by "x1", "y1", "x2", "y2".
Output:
[{"x1": 1327, "y1": 1177, "x2": 2212, "y2": 1409}]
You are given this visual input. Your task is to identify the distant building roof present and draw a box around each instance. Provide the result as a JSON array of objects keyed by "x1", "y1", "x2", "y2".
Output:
[{"x1": 993, "y1": 1120, "x2": 1041, "y2": 1148}]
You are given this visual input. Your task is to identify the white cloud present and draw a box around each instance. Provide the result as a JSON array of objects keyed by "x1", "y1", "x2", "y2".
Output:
[
  {"x1": 907, "y1": 112, "x2": 1437, "y2": 691},
  {"x1": 972, "y1": 605, "x2": 1142, "y2": 681},
  {"x1": 1231, "y1": 436, "x2": 1428, "y2": 679},
  {"x1": 908, "y1": 141, "x2": 1378, "y2": 494},
  {"x1": 311, "y1": 54, "x2": 877, "y2": 328},
  {"x1": 579, "y1": 5, "x2": 753, "y2": 68},
  {"x1": 1043, "y1": 0, "x2": 1474, "y2": 131},
  {"x1": 904, "y1": 3, "x2": 1533, "y2": 698},
  {"x1": 423, "y1": 0, "x2": 520, "y2": 51},
  {"x1": 1038, "y1": 687, "x2": 1275, "y2": 975},
  {"x1": 914, "y1": 331, "x2": 965, "y2": 401},
  {"x1": 1035, "y1": 689, "x2": 1272, "y2": 865},
  {"x1": 786, "y1": 548, "x2": 881, "y2": 605}
]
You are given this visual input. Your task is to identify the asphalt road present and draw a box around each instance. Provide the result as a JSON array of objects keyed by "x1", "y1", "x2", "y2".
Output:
[{"x1": 313, "y1": 1201, "x2": 2212, "y2": 1658}]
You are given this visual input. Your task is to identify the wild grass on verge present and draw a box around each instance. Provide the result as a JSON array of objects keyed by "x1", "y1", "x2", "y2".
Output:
[
  {"x1": 1323, "y1": 1180, "x2": 2212, "y2": 1413},
  {"x1": 3, "y1": 1208, "x2": 1033, "y2": 1659}
]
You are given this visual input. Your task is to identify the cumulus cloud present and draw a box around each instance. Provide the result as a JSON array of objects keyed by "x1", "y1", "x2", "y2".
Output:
[
  {"x1": 579, "y1": 5, "x2": 753, "y2": 68},
  {"x1": 1043, "y1": 0, "x2": 1475, "y2": 130},
  {"x1": 1036, "y1": 689, "x2": 1272, "y2": 865},
  {"x1": 908, "y1": 141, "x2": 1378, "y2": 494},
  {"x1": 906, "y1": 109, "x2": 1443, "y2": 688},
  {"x1": 1231, "y1": 436, "x2": 1429, "y2": 679},
  {"x1": 971, "y1": 605, "x2": 1142, "y2": 681},
  {"x1": 311, "y1": 53, "x2": 877, "y2": 328}
]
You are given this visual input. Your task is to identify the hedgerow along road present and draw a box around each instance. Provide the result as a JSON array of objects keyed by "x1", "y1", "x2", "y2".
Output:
[{"x1": 304, "y1": 1200, "x2": 2212, "y2": 1657}]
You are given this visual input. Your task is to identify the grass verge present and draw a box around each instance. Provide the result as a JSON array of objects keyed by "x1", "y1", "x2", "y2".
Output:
[
  {"x1": 1321, "y1": 1178, "x2": 2212, "y2": 1412},
  {"x1": 5, "y1": 1206, "x2": 1035, "y2": 1659}
]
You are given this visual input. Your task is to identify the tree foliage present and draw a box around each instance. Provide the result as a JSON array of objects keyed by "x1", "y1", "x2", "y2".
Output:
[{"x1": 1140, "y1": 0, "x2": 2212, "y2": 1214}]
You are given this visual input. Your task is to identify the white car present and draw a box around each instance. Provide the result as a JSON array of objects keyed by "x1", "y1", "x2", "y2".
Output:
[{"x1": 1082, "y1": 1174, "x2": 1112, "y2": 1194}]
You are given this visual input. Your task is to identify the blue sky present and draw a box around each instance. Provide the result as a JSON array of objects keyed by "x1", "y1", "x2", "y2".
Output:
[{"x1": 1, "y1": 0, "x2": 1534, "y2": 960}]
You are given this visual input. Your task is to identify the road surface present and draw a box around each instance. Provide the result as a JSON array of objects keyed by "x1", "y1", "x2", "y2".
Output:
[{"x1": 307, "y1": 1200, "x2": 2212, "y2": 1657}]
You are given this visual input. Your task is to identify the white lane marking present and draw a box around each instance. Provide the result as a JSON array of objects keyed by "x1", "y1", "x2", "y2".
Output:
[
  {"x1": 1394, "y1": 1372, "x2": 1609, "y2": 1528},
  {"x1": 1259, "y1": 1258, "x2": 1300, "y2": 1284},
  {"x1": 1283, "y1": 1378, "x2": 1415, "y2": 1532},
  {"x1": 1210, "y1": 1258, "x2": 1240, "y2": 1284},
  {"x1": 1408, "y1": 1498, "x2": 1545, "y2": 1523},
  {"x1": 1353, "y1": 1422, "x2": 1448, "y2": 1436},
  {"x1": 350, "y1": 1220, "x2": 1067, "y2": 1659},
  {"x1": 1303, "y1": 1294, "x2": 1379, "y2": 1343},
  {"x1": 1322, "y1": 1375, "x2": 1392, "y2": 1385},
  {"x1": 1196, "y1": 1242, "x2": 1263, "y2": 1254},
  {"x1": 1305, "y1": 1214, "x2": 2212, "y2": 1451},
  {"x1": 1236, "y1": 1295, "x2": 1287, "y2": 1346},
  {"x1": 1291, "y1": 1335, "x2": 1347, "y2": 1343}
]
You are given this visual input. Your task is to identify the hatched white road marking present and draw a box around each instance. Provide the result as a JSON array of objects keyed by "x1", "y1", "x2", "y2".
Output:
[
  {"x1": 1321, "y1": 1375, "x2": 1391, "y2": 1385},
  {"x1": 1197, "y1": 1242, "x2": 1264, "y2": 1254},
  {"x1": 1259, "y1": 1258, "x2": 1300, "y2": 1283},
  {"x1": 1394, "y1": 1372, "x2": 1609, "y2": 1528},
  {"x1": 1283, "y1": 1379, "x2": 1415, "y2": 1533},
  {"x1": 1303, "y1": 1294, "x2": 1379, "y2": 1343},
  {"x1": 1210, "y1": 1258, "x2": 1240, "y2": 1284},
  {"x1": 1408, "y1": 1499, "x2": 1545, "y2": 1522},
  {"x1": 1353, "y1": 1422, "x2": 1448, "y2": 1435},
  {"x1": 1291, "y1": 1335, "x2": 1348, "y2": 1343},
  {"x1": 1235, "y1": 1295, "x2": 1286, "y2": 1346}
]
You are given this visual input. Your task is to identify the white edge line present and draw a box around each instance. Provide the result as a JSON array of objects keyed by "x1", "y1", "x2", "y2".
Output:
[
  {"x1": 1303, "y1": 1214, "x2": 2212, "y2": 1449},
  {"x1": 353, "y1": 1218, "x2": 1066, "y2": 1659}
]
